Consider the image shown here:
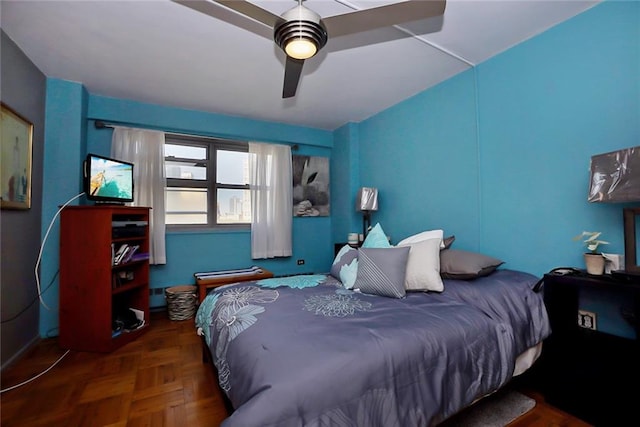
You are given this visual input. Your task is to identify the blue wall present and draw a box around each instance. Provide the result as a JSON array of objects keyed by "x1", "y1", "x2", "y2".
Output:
[
  {"x1": 333, "y1": 0, "x2": 639, "y2": 338},
  {"x1": 331, "y1": 123, "x2": 362, "y2": 241},
  {"x1": 41, "y1": 1, "x2": 638, "y2": 338},
  {"x1": 356, "y1": 70, "x2": 481, "y2": 247},
  {"x1": 40, "y1": 79, "x2": 88, "y2": 337},
  {"x1": 476, "y1": 0, "x2": 640, "y2": 275},
  {"x1": 41, "y1": 91, "x2": 335, "y2": 334},
  {"x1": 86, "y1": 97, "x2": 336, "y2": 303}
]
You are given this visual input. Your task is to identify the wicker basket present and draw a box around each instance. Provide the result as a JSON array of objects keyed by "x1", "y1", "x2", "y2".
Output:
[{"x1": 165, "y1": 285, "x2": 197, "y2": 321}]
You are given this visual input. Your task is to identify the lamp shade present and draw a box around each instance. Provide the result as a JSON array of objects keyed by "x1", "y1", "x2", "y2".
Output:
[{"x1": 356, "y1": 187, "x2": 378, "y2": 212}]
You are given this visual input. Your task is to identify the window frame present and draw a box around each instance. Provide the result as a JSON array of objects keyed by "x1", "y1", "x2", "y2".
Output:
[{"x1": 165, "y1": 133, "x2": 250, "y2": 230}]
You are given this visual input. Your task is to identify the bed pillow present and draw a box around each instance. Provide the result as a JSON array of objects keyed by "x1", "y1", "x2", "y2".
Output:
[
  {"x1": 330, "y1": 245, "x2": 359, "y2": 289},
  {"x1": 362, "y1": 223, "x2": 392, "y2": 248},
  {"x1": 398, "y1": 237, "x2": 444, "y2": 292},
  {"x1": 443, "y1": 235, "x2": 456, "y2": 250},
  {"x1": 397, "y1": 229, "x2": 445, "y2": 248},
  {"x1": 440, "y1": 249, "x2": 505, "y2": 280},
  {"x1": 354, "y1": 247, "x2": 410, "y2": 298}
]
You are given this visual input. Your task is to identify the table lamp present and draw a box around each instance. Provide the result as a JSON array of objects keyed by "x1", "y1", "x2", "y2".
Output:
[{"x1": 356, "y1": 187, "x2": 378, "y2": 237}]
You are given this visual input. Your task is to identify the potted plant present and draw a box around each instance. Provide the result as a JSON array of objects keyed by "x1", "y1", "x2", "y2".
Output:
[{"x1": 573, "y1": 231, "x2": 609, "y2": 275}]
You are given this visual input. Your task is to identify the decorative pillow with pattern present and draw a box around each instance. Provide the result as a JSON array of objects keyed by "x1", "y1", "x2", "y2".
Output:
[
  {"x1": 330, "y1": 245, "x2": 359, "y2": 289},
  {"x1": 354, "y1": 247, "x2": 410, "y2": 298}
]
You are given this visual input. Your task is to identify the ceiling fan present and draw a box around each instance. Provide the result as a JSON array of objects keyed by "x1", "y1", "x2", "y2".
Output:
[{"x1": 173, "y1": 0, "x2": 447, "y2": 98}]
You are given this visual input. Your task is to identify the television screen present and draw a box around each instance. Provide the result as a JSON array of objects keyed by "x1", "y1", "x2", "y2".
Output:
[
  {"x1": 588, "y1": 146, "x2": 640, "y2": 203},
  {"x1": 84, "y1": 154, "x2": 134, "y2": 204}
]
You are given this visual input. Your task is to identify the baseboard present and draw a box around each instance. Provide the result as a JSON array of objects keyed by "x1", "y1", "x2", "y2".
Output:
[{"x1": 1, "y1": 334, "x2": 41, "y2": 372}]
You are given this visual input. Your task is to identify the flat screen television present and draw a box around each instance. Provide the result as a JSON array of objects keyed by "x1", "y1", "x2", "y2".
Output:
[{"x1": 83, "y1": 153, "x2": 134, "y2": 204}]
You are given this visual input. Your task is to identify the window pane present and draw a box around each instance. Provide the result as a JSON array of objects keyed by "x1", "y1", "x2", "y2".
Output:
[
  {"x1": 217, "y1": 188, "x2": 251, "y2": 223},
  {"x1": 166, "y1": 187, "x2": 207, "y2": 224},
  {"x1": 165, "y1": 144, "x2": 206, "y2": 160},
  {"x1": 165, "y1": 159, "x2": 207, "y2": 180},
  {"x1": 167, "y1": 213, "x2": 208, "y2": 225},
  {"x1": 217, "y1": 150, "x2": 249, "y2": 185}
]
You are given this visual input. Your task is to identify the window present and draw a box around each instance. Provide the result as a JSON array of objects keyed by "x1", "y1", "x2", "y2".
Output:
[{"x1": 165, "y1": 134, "x2": 250, "y2": 228}]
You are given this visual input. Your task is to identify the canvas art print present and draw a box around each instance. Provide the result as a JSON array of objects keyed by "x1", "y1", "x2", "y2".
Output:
[
  {"x1": 292, "y1": 155, "x2": 330, "y2": 216},
  {"x1": 1, "y1": 103, "x2": 33, "y2": 209}
]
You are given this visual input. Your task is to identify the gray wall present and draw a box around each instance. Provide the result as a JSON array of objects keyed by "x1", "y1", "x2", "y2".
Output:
[{"x1": 1, "y1": 30, "x2": 46, "y2": 369}]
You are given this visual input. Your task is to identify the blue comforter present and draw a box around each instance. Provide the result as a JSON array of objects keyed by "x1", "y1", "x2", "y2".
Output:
[{"x1": 195, "y1": 269, "x2": 550, "y2": 427}]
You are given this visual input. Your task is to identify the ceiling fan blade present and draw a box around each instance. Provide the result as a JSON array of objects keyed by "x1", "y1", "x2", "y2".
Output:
[
  {"x1": 172, "y1": 1, "x2": 280, "y2": 28},
  {"x1": 283, "y1": 57, "x2": 305, "y2": 99},
  {"x1": 213, "y1": 0, "x2": 281, "y2": 28},
  {"x1": 323, "y1": 0, "x2": 446, "y2": 38}
]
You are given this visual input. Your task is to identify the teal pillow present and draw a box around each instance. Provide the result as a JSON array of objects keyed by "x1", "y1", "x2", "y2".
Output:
[{"x1": 362, "y1": 223, "x2": 392, "y2": 248}]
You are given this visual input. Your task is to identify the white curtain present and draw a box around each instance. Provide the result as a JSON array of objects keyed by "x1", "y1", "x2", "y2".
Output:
[
  {"x1": 249, "y1": 142, "x2": 292, "y2": 259},
  {"x1": 112, "y1": 127, "x2": 167, "y2": 265}
]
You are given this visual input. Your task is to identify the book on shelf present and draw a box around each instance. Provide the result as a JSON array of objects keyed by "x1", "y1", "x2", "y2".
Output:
[
  {"x1": 113, "y1": 243, "x2": 128, "y2": 265},
  {"x1": 121, "y1": 245, "x2": 140, "y2": 264},
  {"x1": 130, "y1": 252, "x2": 150, "y2": 262},
  {"x1": 112, "y1": 244, "x2": 143, "y2": 265}
]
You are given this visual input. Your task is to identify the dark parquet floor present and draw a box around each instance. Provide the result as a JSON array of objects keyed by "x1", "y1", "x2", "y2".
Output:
[{"x1": 1, "y1": 311, "x2": 591, "y2": 427}]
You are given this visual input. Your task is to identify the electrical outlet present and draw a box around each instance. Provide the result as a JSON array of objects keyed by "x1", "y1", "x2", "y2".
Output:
[
  {"x1": 297, "y1": 259, "x2": 305, "y2": 265},
  {"x1": 578, "y1": 310, "x2": 597, "y2": 330}
]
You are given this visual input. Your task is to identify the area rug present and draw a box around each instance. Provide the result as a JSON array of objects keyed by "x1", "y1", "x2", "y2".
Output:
[{"x1": 443, "y1": 390, "x2": 536, "y2": 427}]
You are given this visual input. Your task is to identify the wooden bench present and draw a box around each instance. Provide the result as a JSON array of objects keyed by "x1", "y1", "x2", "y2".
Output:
[{"x1": 195, "y1": 267, "x2": 273, "y2": 303}]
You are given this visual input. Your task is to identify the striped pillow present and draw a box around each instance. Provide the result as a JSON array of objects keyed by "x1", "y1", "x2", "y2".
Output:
[{"x1": 354, "y1": 247, "x2": 410, "y2": 299}]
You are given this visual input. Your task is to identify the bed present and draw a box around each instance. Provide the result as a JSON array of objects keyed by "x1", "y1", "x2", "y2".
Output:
[{"x1": 195, "y1": 231, "x2": 551, "y2": 427}]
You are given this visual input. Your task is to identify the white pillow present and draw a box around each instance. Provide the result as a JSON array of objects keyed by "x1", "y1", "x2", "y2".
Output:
[
  {"x1": 397, "y1": 229, "x2": 444, "y2": 248},
  {"x1": 398, "y1": 237, "x2": 444, "y2": 292}
]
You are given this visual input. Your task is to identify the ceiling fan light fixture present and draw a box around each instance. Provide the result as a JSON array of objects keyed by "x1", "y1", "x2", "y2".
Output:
[
  {"x1": 274, "y1": 4, "x2": 327, "y2": 60},
  {"x1": 285, "y1": 38, "x2": 317, "y2": 60}
]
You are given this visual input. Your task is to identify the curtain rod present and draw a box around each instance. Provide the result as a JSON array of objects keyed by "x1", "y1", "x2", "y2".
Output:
[
  {"x1": 94, "y1": 120, "x2": 115, "y2": 129},
  {"x1": 93, "y1": 120, "x2": 299, "y2": 151}
]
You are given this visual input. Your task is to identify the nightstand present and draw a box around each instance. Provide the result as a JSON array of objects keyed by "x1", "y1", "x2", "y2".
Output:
[{"x1": 539, "y1": 271, "x2": 639, "y2": 425}]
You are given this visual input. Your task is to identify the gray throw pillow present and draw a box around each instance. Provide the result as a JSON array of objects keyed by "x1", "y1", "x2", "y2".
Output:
[
  {"x1": 354, "y1": 247, "x2": 410, "y2": 298},
  {"x1": 443, "y1": 235, "x2": 455, "y2": 250},
  {"x1": 440, "y1": 249, "x2": 504, "y2": 280}
]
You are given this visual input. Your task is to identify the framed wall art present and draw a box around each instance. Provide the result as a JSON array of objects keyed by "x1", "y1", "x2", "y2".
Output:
[
  {"x1": 292, "y1": 155, "x2": 330, "y2": 217},
  {"x1": 1, "y1": 103, "x2": 33, "y2": 209}
]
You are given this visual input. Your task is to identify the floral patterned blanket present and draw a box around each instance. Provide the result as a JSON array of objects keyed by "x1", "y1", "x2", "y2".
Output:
[{"x1": 195, "y1": 270, "x2": 550, "y2": 427}]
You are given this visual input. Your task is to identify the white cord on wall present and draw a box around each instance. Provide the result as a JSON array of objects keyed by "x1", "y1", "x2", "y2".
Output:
[
  {"x1": 34, "y1": 192, "x2": 85, "y2": 310},
  {"x1": 1, "y1": 193, "x2": 85, "y2": 394}
]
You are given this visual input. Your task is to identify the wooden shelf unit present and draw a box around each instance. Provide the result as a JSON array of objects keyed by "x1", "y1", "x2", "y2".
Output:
[{"x1": 59, "y1": 205, "x2": 150, "y2": 352}]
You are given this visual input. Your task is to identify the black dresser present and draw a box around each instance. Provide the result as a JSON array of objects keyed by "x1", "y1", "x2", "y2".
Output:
[{"x1": 538, "y1": 271, "x2": 639, "y2": 426}]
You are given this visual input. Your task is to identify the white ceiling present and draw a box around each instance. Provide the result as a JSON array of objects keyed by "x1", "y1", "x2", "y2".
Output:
[{"x1": 1, "y1": 0, "x2": 600, "y2": 130}]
